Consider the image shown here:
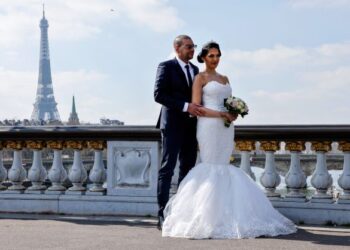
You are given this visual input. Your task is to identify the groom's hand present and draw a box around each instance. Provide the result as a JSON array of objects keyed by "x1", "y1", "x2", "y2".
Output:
[{"x1": 188, "y1": 103, "x2": 204, "y2": 117}]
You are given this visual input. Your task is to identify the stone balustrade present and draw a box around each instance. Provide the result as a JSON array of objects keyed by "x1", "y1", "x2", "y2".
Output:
[
  {"x1": 0, "y1": 126, "x2": 160, "y2": 216},
  {"x1": 0, "y1": 125, "x2": 350, "y2": 225}
]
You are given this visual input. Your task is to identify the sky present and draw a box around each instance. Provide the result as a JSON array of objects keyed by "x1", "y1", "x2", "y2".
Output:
[{"x1": 0, "y1": 0, "x2": 349, "y2": 125}]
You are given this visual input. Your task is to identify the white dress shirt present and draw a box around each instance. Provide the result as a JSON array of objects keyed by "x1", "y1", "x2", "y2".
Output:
[{"x1": 175, "y1": 56, "x2": 194, "y2": 112}]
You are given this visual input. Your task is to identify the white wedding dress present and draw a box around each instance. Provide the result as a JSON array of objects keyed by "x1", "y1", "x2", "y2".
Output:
[{"x1": 162, "y1": 81, "x2": 297, "y2": 239}]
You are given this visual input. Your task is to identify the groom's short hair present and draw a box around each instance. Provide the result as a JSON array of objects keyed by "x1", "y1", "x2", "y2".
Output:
[{"x1": 174, "y1": 35, "x2": 192, "y2": 47}]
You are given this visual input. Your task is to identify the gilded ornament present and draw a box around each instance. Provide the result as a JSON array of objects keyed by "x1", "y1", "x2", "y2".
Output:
[
  {"x1": 260, "y1": 141, "x2": 280, "y2": 152},
  {"x1": 235, "y1": 140, "x2": 255, "y2": 151},
  {"x1": 26, "y1": 140, "x2": 45, "y2": 150},
  {"x1": 339, "y1": 141, "x2": 350, "y2": 152},
  {"x1": 47, "y1": 140, "x2": 65, "y2": 150},
  {"x1": 87, "y1": 141, "x2": 106, "y2": 150},
  {"x1": 6, "y1": 140, "x2": 25, "y2": 150},
  {"x1": 66, "y1": 140, "x2": 87, "y2": 150},
  {"x1": 285, "y1": 141, "x2": 305, "y2": 152},
  {"x1": 311, "y1": 141, "x2": 331, "y2": 152}
]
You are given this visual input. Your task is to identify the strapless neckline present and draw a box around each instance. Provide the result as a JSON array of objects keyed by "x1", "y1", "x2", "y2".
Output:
[{"x1": 203, "y1": 80, "x2": 229, "y2": 89}]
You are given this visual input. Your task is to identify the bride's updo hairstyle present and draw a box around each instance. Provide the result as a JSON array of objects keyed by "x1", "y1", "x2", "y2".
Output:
[{"x1": 197, "y1": 41, "x2": 221, "y2": 63}]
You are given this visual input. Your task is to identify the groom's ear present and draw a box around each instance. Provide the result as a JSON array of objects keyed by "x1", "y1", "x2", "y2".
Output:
[{"x1": 174, "y1": 45, "x2": 180, "y2": 54}]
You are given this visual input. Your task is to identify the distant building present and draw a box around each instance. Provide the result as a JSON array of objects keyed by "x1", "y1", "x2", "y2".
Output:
[
  {"x1": 67, "y1": 96, "x2": 80, "y2": 125},
  {"x1": 100, "y1": 118, "x2": 124, "y2": 126},
  {"x1": 31, "y1": 7, "x2": 61, "y2": 124}
]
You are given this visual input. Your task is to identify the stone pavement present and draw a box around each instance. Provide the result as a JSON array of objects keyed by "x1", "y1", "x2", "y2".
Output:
[{"x1": 0, "y1": 214, "x2": 349, "y2": 250}]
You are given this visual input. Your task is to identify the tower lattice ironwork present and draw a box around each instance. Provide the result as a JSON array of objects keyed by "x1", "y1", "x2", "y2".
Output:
[{"x1": 31, "y1": 6, "x2": 61, "y2": 122}]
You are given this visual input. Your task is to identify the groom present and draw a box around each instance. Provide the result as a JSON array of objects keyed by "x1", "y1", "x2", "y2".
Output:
[{"x1": 154, "y1": 35, "x2": 203, "y2": 230}]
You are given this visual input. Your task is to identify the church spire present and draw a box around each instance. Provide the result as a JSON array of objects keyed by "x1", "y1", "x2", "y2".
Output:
[{"x1": 68, "y1": 95, "x2": 80, "y2": 125}]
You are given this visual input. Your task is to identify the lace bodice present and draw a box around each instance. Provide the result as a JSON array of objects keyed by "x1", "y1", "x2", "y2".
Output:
[
  {"x1": 202, "y1": 81, "x2": 231, "y2": 111},
  {"x1": 197, "y1": 81, "x2": 234, "y2": 164}
]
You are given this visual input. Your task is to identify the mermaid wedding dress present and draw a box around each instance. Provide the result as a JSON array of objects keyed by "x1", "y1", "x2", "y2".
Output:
[{"x1": 162, "y1": 81, "x2": 297, "y2": 239}]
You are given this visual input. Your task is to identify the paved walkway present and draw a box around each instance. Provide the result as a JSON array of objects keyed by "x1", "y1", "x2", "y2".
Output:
[{"x1": 0, "y1": 214, "x2": 349, "y2": 250}]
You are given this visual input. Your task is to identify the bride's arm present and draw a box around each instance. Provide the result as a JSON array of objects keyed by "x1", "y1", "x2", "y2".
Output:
[{"x1": 192, "y1": 75, "x2": 229, "y2": 119}]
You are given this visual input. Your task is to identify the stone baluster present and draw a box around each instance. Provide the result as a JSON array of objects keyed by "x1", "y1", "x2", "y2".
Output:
[
  {"x1": 26, "y1": 141, "x2": 47, "y2": 193},
  {"x1": 87, "y1": 141, "x2": 107, "y2": 195},
  {"x1": 0, "y1": 142, "x2": 7, "y2": 190},
  {"x1": 235, "y1": 140, "x2": 256, "y2": 180},
  {"x1": 285, "y1": 141, "x2": 306, "y2": 200},
  {"x1": 310, "y1": 141, "x2": 333, "y2": 202},
  {"x1": 259, "y1": 141, "x2": 281, "y2": 198},
  {"x1": 338, "y1": 141, "x2": 350, "y2": 202},
  {"x1": 46, "y1": 141, "x2": 67, "y2": 193},
  {"x1": 6, "y1": 141, "x2": 26, "y2": 192},
  {"x1": 66, "y1": 141, "x2": 87, "y2": 194}
]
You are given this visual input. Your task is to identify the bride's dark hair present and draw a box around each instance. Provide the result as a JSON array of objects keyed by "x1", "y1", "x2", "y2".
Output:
[{"x1": 197, "y1": 41, "x2": 221, "y2": 63}]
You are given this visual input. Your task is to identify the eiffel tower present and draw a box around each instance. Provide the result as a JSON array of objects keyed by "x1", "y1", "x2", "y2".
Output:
[{"x1": 31, "y1": 6, "x2": 61, "y2": 123}]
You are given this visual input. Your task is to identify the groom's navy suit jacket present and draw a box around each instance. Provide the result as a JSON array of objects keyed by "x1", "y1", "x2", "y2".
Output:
[
  {"x1": 154, "y1": 58, "x2": 199, "y2": 129},
  {"x1": 154, "y1": 58, "x2": 199, "y2": 213}
]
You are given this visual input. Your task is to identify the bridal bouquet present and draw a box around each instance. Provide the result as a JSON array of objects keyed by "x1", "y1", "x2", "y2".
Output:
[{"x1": 223, "y1": 96, "x2": 249, "y2": 127}]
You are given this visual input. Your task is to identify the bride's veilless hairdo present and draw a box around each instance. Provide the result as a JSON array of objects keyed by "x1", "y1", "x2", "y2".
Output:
[{"x1": 197, "y1": 41, "x2": 221, "y2": 63}]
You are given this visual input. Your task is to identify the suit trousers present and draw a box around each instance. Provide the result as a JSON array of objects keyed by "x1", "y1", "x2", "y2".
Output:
[{"x1": 157, "y1": 118, "x2": 197, "y2": 217}]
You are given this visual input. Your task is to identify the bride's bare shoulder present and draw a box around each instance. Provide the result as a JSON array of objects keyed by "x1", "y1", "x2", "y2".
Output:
[
  {"x1": 218, "y1": 74, "x2": 230, "y2": 84},
  {"x1": 194, "y1": 72, "x2": 207, "y2": 85},
  {"x1": 196, "y1": 72, "x2": 207, "y2": 79},
  {"x1": 223, "y1": 75, "x2": 230, "y2": 84}
]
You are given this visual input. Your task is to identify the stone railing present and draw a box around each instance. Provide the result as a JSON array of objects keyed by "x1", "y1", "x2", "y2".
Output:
[
  {"x1": 234, "y1": 125, "x2": 350, "y2": 225},
  {"x1": 0, "y1": 126, "x2": 160, "y2": 216},
  {"x1": 0, "y1": 125, "x2": 349, "y2": 225},
  {"x1": 234, "y1": 125, "x2": 349, "y2": 199}
]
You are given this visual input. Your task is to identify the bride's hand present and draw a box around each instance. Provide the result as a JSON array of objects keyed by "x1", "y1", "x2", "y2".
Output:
[
  {"x1": 188, "y1": 103, "x2": 204, "y2": 116},
  {"x1": 229, "y1": 113, "x2": 238, "y2": 122},
  {"x1": 220, "y1": 112, "x2": 237, "y2": 122}
]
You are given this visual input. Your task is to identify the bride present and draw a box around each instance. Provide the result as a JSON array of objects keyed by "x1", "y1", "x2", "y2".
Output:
[{"x1": 162, "y1": 41, "x2": 297, "y2": 239}]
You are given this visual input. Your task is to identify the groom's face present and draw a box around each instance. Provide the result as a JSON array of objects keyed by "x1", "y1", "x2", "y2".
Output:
[{"x1": 176, "y1": 38, "x2": 195, "y2": 63}]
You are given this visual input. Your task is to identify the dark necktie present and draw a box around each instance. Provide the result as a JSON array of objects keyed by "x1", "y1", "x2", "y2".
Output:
[{"x1": 185, "y1": 64, "x2": 193, "y2": 87}]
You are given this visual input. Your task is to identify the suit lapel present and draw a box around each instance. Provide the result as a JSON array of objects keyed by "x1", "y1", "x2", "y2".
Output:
[
  {"x1": 173, "y1": 58, "x2": 199, "y2": 88},
  {"x1": 173, "y1": 59, "x2": 188, "y2": 87},
  {"x1": 189, "y1": 62, "x2": 199, "y2": 76},
  {"x1": 189, "y1": 62, "x2": 198, "y2": 88}
]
